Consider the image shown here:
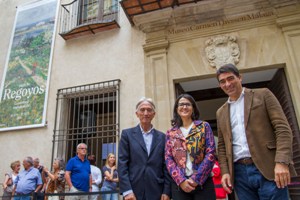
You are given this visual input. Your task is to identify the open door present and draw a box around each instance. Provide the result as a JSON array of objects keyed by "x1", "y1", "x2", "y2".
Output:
[{"x1": 268, "y1": 68, "x2": 300, "y2": 199}]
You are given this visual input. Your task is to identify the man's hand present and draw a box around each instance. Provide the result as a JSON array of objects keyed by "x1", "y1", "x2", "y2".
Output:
[
  {"x1": 124, "y1": 193, "x2": 136, "y2": 200},
  {"x1": 274, "y1": 163, "x2": 290, "y2": 188},
  {"x1": 160, "y1": 194, "x2": 170, "y2": 200},
  {"x1": 221, "y1": 173, "x2": 232, "y2": 193},
  {"x1": 179, "y1": 180, "x2": 195, "y2": 193}
]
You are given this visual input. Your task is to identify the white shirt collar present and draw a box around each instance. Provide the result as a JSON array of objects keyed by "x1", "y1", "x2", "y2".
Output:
[
  {"x1": 227, "y1": 87, "x2": 245, "y2": 104},
  {"x1": 139, "y1": 124, "x2": 153, "y2": 134}
]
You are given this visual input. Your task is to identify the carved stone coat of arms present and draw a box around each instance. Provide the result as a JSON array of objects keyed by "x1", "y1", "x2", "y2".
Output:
[{"x1": 205, "y1": 35, "x2": 240, "y2": 69}]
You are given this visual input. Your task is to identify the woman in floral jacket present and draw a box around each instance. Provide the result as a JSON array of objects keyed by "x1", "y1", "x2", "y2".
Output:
[{"x1": 165, "y1": 93, "x2": 216, "y2": 200}]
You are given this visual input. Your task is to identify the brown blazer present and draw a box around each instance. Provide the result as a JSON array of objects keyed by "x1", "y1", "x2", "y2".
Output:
[{"x1": 217, "y1": 88, "x2": 296, "y2": 183}]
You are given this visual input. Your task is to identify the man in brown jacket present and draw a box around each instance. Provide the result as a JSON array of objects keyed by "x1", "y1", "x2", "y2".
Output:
[{"x1": 216, "y1": 64, "x2": 296, "y2": 200}]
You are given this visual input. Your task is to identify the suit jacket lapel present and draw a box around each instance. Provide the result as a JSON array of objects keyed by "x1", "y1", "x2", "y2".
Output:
[
  {"x1": 244, "y1": 88, "x2": 253, "y2": 129},
  {"x1": 149, "y1": 129, "x2": 159, "y2": 156},
  {"x1": 132, "y1": 126, "x2": 148, "y2": 154},
  {"x1": 221, "y1": 103, "x2": 233, "y2": 144}
]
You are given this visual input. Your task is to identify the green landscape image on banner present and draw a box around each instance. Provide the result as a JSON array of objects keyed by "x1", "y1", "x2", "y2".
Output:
[{"x1": 0, "y1": 0, "x2": 57, "y2": 130}]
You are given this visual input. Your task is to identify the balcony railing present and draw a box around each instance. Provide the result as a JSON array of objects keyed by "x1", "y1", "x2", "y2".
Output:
[{"x1": 59, "y1": 0, "x2": 120, "y2": 40}]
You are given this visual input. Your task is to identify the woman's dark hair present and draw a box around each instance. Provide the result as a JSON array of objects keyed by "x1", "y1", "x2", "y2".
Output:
[{"x1": 171, "y1": 94, "x2": 200, "y2": 127}]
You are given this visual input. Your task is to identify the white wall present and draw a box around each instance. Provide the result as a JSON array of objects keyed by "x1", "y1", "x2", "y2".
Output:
[{"x1": 0, "y1": 0, "x2": 146, "y2": 185}]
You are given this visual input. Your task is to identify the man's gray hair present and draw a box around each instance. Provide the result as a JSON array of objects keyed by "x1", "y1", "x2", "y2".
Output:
[
  {"x1": 25, "y1": 156, "x2": 34, "y2": 166},
  {"x1": 136, "y1": 97, "x2": 156, "y2": 112},
  {"x1": 33, "y1": 158, "x2": 40, "y2": 163},
  {"x1": 77, "y1": 143, "x2": 87, "y2": 149}
]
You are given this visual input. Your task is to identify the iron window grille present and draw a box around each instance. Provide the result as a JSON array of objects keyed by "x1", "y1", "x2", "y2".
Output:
[{"x1": 51, "y1": 79, "x2": 120, "y2": 168}]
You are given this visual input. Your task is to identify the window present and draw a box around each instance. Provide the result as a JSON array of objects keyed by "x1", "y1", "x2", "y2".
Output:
[
  {"x1": 103, "y1": 0, "x2": 118, "y2": 15},
  {"x1": 79, "y1": 0, "x2": 99, "y2": 24},
  {"x1": 51, "y1": 80, "x2": 120, "y2": 167},
  {"x1": 59, "y1": 0, "x2": 120, "y2": 40},
  {"x1": 77, "y1": 0, "x2": 119, "y2": 25}
]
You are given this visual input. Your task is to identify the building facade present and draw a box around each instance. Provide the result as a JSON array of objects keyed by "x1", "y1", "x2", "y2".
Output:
[{"x1": 1, "y1": 0, "x2": 300, "y2": 198}]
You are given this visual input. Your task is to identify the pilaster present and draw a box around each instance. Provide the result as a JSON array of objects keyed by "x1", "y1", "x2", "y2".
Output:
[{"x1": 143, "y1": 34, "x2": 172, "y2": 132}]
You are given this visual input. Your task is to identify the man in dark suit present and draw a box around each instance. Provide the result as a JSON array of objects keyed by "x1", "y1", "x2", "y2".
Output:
[
  {"x1": 118, "y1": 97, "x2": 171, "y2": 200},
  {"x1": 216, "y1": 64, "x2": 296, "y2": 200}
]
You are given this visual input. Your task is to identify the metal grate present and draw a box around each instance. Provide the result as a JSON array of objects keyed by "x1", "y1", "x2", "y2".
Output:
[{"x1": 51, "y1": 80, "x2": 120, "y2": 168}]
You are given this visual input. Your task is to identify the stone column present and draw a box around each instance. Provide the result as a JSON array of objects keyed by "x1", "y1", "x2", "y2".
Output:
[{"x1": 143, "y1": 36, "x2": 172, "y2": 132}]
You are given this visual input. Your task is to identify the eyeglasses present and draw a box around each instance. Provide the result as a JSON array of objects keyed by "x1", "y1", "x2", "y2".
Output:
[
  {"x1": 78, "y1": 147, "x2": 87, "y2": 150},
  {"x1": 178, "y1": 103, "x2": 192, "y2": 108},
  {"x1": 138, "y1": 108, "x2": 154, "y2": 113}
]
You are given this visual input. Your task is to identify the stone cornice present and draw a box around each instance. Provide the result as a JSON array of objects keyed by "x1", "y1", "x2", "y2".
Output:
[
  {"x1": 138, "y1": 0, "x2": 300, "y2": 49},
  {"x1": 166, "y1": 11, "x2": 276, "y2": 43},
  {"x1": 133, "y1": 0, "x2": 296, "y2": 34},
  {"x1": 133, "y1": 8, "x2": 173, "y2": 33},
  {"x1": 143, "y1": 38, "x2": 169, "y2": 54},
  {"x1": 276, "y1": 5, "x2": 300, "y2": 29}
]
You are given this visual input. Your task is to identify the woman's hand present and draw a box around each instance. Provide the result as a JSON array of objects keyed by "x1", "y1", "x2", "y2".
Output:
[
  {"x1": 179, "y1": 180, "x2": 195, "y2": 193},
  {"x1": 43, "y1": 167, "x2": 49, "y2": 172},
  {"x1": 187, "y1": 178, "x2": 198, "y2": 187}
]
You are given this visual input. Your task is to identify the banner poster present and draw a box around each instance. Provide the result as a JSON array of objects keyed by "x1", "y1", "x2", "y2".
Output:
[{"x1": 0, "y1": 0, "x2": 58, "y2": 131}]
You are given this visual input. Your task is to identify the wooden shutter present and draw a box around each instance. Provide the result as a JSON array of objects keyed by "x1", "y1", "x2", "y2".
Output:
[{"x1": 268, "y1": 68, "x2": 300, "y2": 198}]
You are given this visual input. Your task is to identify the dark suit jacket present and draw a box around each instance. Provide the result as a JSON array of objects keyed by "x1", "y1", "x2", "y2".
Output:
[
  {"x1": 217, "y1": 88, "x2": 296, "y2": 183},
  {"x1": 118, "y1": 125, "x2": 171, "y2": 200}
]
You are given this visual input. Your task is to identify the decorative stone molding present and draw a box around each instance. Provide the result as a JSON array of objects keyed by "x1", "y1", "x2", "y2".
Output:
[
  {"x1": 204, "y1": 35, "x2": 240, "y2": 69},
  {"x1": 275, "y1": 5, "x2": 300, "y2": 31},
  {"x1": 143, "y1": 44, "x2": 171, "y2": 132},
  {"x1": 133, "y1": 8, "x2": 173, "y2": 34},
  {"x1": 143, "y1": 38, "x2": 169, "y2": 54}
]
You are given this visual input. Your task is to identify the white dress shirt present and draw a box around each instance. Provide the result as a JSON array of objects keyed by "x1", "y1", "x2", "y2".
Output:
[
  {"x1": 90, "y1": 165, "x2": 102, "y2": 191},
  {"x1": 140, "y1": 124, "x2": 154, "y2": 156},
  {"x1": 228, "y1": 88, "x2": 252, "y2": 162}
]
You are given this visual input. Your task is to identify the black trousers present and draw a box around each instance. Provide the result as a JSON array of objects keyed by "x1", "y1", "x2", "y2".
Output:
[{"x1": 171, "y1": 177, "x2": 216, "y2": 200}]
